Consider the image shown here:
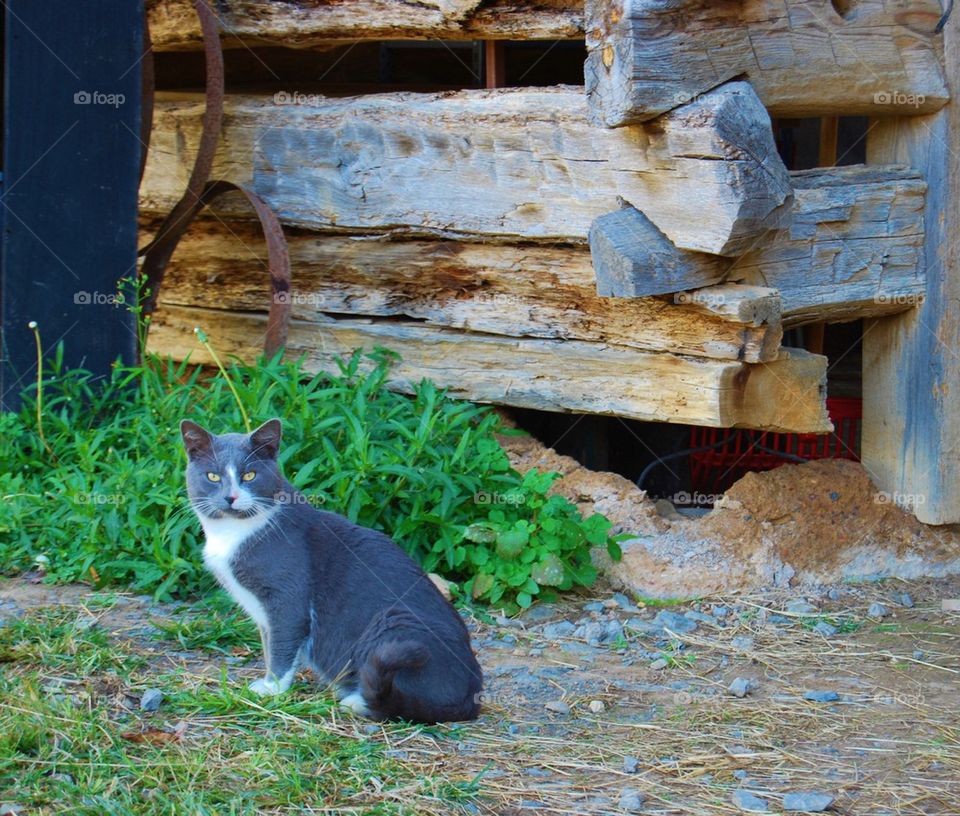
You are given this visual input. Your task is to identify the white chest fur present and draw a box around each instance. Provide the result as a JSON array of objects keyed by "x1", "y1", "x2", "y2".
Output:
[{"x1": 200, "y1": 512, "x2": 275, "y2": 630}]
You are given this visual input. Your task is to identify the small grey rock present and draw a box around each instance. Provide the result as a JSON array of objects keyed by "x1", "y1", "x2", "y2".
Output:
[
  {"x1": 542, "y1": 620, "x2": 576, "y2": 639},
  {"x1": 140, "y1": 688, "x2": 163, "y2": 712},
  {"x1": 786, "y1": 600, "x2": 818, "y2": 615},
  {"x1": 897, "y1": 592, "x2": 915, "y2": 609},
  {"x1": 782, "y1": 791, "x2": 835, "y2": 812},
  {"x1": 728, "y1": 677, "x2": 757, "y2": 698},
  {"x1": 618, "y1": 787, "x2": 646, "y2": 812},
  {"x1": 623, "y1": 755, "x2": 640, "y2": 774},
  {"x1": 0, "y1": 805, "x2": 22, "y2": 816},
  {"x1": 583, "y1": 601, "x2": 605, "y2": 614},
  {"x1": 653, "y1": 610, "x2": 698, "y2": 634},
  {"x1": 613, "y1": 593, "x2": 639, "y2": 612},
  {"x1": 579, "y1": 621, "x2": 606, "y2": 645},
  {"x1": 812, "y1": 621, "x2": 838, "y2": 637},
  {"x1": 712, "y1": 606, "x2": 730, "y2": 619},
  {"x1": 601, "y1": 620, "x2": 625, "y2": 643},
  {"x1": 867, "y1": 602, "x2": 890, "y2": 619},
  {"x1": 732, "y1": 789, "x2": 769, "y2": 812},
  {"x1": 731, "y1": 636, "x2": 755, "y2": 651},
  {"x1": 520, "y1": 605, "x2": 557, "y2": 624},
  {"x1": 827, "y1": 588, "x2": 841, "y2": 601},
  {"x1": 804, "y1": 690, "x2": 840, "y2": 703},
  {"x1": 649, "y1": 658, "x2": 669, "y2": 671},
  {"x1": 588, "y1": 699, "x2": 606, "y2": 713},
  {"x1": 544, "y1": 700, "x2": 570, "y2": 715},
  {"x1": 913, "y1": 649, "x2": 925, "y2": 660}
]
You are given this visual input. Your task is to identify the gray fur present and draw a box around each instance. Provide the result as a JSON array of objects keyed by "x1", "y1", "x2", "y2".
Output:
[{"x1": 181, "y1": 418, "x2": 482, "y2": 723}]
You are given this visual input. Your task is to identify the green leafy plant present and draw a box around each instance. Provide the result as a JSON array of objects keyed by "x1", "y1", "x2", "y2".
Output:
[
  {"x1": 461, "y1": 470, "x2": 624, "y2": 609},
  {"x1": 0, "y1": 340, "x2": 622, "y2": 612}
]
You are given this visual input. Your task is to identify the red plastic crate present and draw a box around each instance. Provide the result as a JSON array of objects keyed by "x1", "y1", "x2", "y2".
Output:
[{"x1": 688, "y1": 397, "x2": 861, "y2": 500}]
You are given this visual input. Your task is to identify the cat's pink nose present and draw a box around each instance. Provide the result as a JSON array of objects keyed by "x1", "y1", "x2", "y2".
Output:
[{"x1": 227, "y1": 494, "x2": 240, "y2": 504}]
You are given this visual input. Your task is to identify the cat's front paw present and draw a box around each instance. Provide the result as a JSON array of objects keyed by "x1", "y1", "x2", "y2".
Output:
[{"x1": 249, "y1": 677, "x2": 284, "y2": 696}]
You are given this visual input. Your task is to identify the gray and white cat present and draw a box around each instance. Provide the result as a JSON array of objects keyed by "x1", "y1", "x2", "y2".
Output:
[{"x1": 180, "y1": 418, "x2": 482, "y2": 723}]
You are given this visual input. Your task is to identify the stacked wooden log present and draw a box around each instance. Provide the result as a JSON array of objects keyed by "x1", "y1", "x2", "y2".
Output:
[{"x1": 142, "y1": 0, "x2": 944, "y2": 436}]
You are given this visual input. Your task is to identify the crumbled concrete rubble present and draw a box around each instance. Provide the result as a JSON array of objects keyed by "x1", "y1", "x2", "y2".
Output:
[{"x1": 498, "y1": 430, "x2": 960, "y2": 598}]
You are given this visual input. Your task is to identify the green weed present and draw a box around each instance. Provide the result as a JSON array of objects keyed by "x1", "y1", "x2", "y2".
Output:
[{"x1": 0, "y1": 343, "x2": 620, "y2": 612}]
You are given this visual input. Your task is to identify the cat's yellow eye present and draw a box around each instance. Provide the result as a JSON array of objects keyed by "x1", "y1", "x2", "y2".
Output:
[
  {"x1": 206, "y1": 472, "x2": 221, "y2": 483},
  {"x1": 241, "y1": 471, "x2": 256, "y2": 482}
]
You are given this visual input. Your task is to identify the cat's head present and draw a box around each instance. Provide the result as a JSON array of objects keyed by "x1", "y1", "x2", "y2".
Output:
[{"x1": 180, "y1": 418, "x2": 285, "y2": 520}]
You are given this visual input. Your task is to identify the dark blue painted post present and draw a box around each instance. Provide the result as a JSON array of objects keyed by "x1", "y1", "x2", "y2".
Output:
[{"x1": 0, "y1": 1, "x2": 143, "y2": 410}]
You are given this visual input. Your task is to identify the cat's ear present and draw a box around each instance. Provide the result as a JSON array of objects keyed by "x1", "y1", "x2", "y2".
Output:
[
  {"x1": 180, "y1": 420, "x2": 214, "y2": 459},
  {"x1": 250, "y1": 418, "x2": 283, "y2": 460}
]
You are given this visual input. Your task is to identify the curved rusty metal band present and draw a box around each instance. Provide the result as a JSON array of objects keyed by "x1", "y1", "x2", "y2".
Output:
[
  {"x1": 139, "y1": 0, "x2": 224, "y2": 317},
  {"x1": 194, "y1": 181, "x2": 292, "y2": 358},
  {"x1": 138, "y1": 0, "x2": 292, "y2": 359}
]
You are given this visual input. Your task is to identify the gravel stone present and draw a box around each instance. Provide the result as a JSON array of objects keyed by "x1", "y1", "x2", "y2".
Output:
[
  {"x1": 786, "y1": 600, "x2": 818, "y2": 614},
  {"x1": 545, "y1": 700, "x2": 571, "y2": 715},
  {"x1": 868, "y1": 602, "x2": 890, "y2": 619},
  {"x1": 588, "y1": 699, "x2": 606, "y2": 714},
  {"x1": 140, "y1": 688, "x2": 163, "y2": 712},
  {"x1": 728, "y1": 677, "x2": 757, "y2": 698},
  {"x1": 623, "y1": 756, "x2": 640, "y2": 774},
  {"x1": 649, "y1": 658, "x2": 669, "y2": 671},
  {"x1": 618, "y1": 787, "x2": 646, "y2": 812},
  {"x1": 653, "y1": 610, "x2": 698, "y2": 634},
  {"x1": 812, "y1": 622, "x2": 838, "y2": 637},
  {"x1": 804, "y1": 690, "x2": 840, "y2": 703},
  {"x1": 897, "y1": 592, "x2": 915, "y2": 608},
  {"x1": 731, "y1": 636, "x2": 755, "y2": 651},
  {"x1": 612, "y1": 593, "x2": 639, "y2": 612},
  {"x1": 782, "y1": 791, "x2": 835, "y2": 812},
  {"x1": 541, "y1": 621, "x2": 576, "y2": 639},
  {"x1": 732, "y1": 789, "x2": 769, "y2": 812},
  {"x1": 583, "y1": 601, "x2": 605, "y2": 613}
]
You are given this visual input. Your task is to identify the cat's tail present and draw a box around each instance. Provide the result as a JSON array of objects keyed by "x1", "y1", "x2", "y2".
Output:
[{"x1": 359, "y1": 640, "x2": 430, "y2": 717}]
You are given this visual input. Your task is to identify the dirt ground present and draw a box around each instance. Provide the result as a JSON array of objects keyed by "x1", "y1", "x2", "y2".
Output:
[
  {"x1": 499, "y1": 432, "x2": 960, "y2": 599},
  {"x1": 3, "y1": 575, "x2": 959, "y2": 815}
]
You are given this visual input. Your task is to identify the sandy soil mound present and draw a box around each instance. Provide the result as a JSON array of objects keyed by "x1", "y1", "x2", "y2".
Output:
[{"x1": 499, "y1": 429, "x2": 960, "y2": 598}]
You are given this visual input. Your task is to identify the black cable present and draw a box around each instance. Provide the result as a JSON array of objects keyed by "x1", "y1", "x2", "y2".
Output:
[
  {"x1": 635, "y1": 435, "x2": 736, "y2": 492},
  {"x1": 636, "y1": 432, "x2": 811, "y2": 495},
  {"x1": 937, "y1": 0, "x2": 954, "y2": 33}
]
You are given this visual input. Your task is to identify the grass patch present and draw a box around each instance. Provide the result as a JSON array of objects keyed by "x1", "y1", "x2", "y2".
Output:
[
  {"x1": 799, "y1": 616, "x2": 863, "y2": 635},
  {"x1": 0, "y1": 606, "x2": 142, "y2": 676},
  {"x1": 0, "y1": 606, "x2": 481, "y2": 815},
  {"x1": 152, "y1": 592, "x2": 260, "y2": 654}
]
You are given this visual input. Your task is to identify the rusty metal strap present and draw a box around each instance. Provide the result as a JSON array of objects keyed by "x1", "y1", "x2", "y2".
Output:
[
  {"x1": 138, "y1": 0, "x2": 292, "y2": 358},
  {"x1": 196, "y1": 181, "x2": 292, "y2": 358},
  {"x1": 139, "y1": 0, "x2": 223, "y2": 316}
]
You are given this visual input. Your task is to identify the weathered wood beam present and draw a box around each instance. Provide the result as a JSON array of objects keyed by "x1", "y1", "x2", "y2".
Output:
[
  {"x1": 140, "y1": 83, "x2": 791, "y2": 255},
  {"x1": 590, "y1": 206, "x2": 729, "y2": 297},
  {"x1": 585, "y1": 0, "x2": 949, "y2": 126},
  {"x1": 861, "y1": 12, "x2": 960, "y2": 525},
  {"x1": 147, "y1": 0, "x2": 585, "y2": 48},
  {"x1": 144, "y1": 218, "x2": 782, "y2": 363},
  {"x1": 592, "y1": 166, "x2": 926, "y2": 324},
  {"x1": 148, "y1": 303, "x2": 831, "y2": 432},
  {"x1": 731, "y1": 165, "x2": 926, "y2": 325}
]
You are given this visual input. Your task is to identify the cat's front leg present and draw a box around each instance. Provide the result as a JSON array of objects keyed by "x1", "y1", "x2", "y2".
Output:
[{"x1": 248, "y1": 620, "x2": 308, "y2": 697}]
